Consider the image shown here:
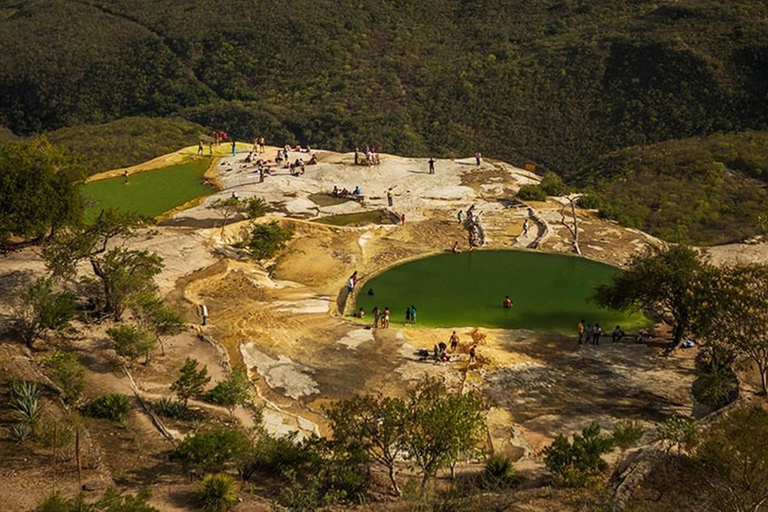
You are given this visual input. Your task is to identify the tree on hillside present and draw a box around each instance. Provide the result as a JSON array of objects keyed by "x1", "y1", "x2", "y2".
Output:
[
  {"x1": 43, "y1": 209, "x2": 162, "y2": 320},
  {"x1": 0, "y1": 138, "x2": 85, "y2": 245},
  {"x1": 206, "y1": 368, "x2": 252, "y2": 416},
  {"x1": 11, "y1": 277, "x2": 76, "y2": 349},
  {"x1": 131, "y1": 293, "x2": 186, "y2": 355},
  {"x1": 692, "y1": 264, "x2": 768, "y2": 395},
  {"x1": 402, "y1": 378, "x2": 487, "y2": 495},
  {"x1": 326, "y1": 394, "x2": 409, "y2": 496},
  {"x1": 171, "y1": 358, "x2": 211, "y2": 408},
  {"x1": 242, "y1": 221, "x2": 294, "y2": 261},
  {"x1": 211, "y1": 196, "x2": 268, "y2": 238},
  {"x1": 107, "y1": 324, "x2": 157, "y2": 365},
  {"x1": 592, "y1": 245, "x2": 709, "y2": 348}
]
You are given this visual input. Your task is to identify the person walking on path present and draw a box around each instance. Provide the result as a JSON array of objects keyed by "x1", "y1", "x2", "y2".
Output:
[
  {"x1": 522, "y1": 219, "x2": 530, "y2": 236},
  {"x1": 428, "y1": 157, "x2": 435, "y2": 174},
  {"x1": 475, "y1": 151, "x2": 482, "y2": 166},
  {"x1": 199, "y1": 304, "x2": 209, "y2": 326}
]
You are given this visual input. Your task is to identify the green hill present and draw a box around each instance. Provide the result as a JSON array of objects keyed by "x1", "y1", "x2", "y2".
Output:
[{"x1": 1, "y1": 0, "x2": 767, "y2": 243}]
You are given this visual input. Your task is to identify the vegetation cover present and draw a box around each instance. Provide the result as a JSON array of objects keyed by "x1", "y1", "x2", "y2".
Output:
[{"x1": 2, "y1": 0, "x2": 768, "y2": 243}]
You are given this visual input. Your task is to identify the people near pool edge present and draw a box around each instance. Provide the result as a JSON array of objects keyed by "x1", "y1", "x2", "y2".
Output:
[{"x1": 577, "y1": 320, "x2": 631, "y2": 346}]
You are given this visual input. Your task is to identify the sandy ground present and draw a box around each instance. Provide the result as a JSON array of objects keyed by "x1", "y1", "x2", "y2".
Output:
[{"x1": 3, "y1": 145, "x2": 768, "y2": 510}]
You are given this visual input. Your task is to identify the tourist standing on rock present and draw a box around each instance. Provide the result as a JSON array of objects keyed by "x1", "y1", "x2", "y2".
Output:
[
  {"x1": 450, "y1": 331, "x2": 459, "y2": 352},
  {"x1": 198, "y1": 140, "x2": 204, "y2": 155},
  {"x1": 457, "y1": 210, "x2": 464, "y2": 223},
  {"x1": 410, "y1": 305, "x2": 417, "y2": 324},
  {"x1": 231, "y1": 140, "x2": 237, "y2": 156},
  {"x1": 199, "y1": 304, "x2": 209, "y2": 326},
  {"x1": 387, "y1": 187, "x2": 394, "y2": 207},
  {"x1": 469, "y1": 344, "x2": 477, "y2": 363},
  {"x1": 372, "y1": 306, "x2": 380, "y2": 328},
  {"x1": 400, "y1": 213, "x2": 406, "y2": 225},
  {"x1": 578, "y1": 319, "x2": 585, "y2": 345},
  {"x1": 592, "y1": 323, "x2": 602, "y2": 345},
  {"x1": 405, "y1": 306, "x2": 412, "y2": 324},
  {"x1": 354, "y1": 148, "x2": 359, "y2": 165},
  {"x1": 475, "y1": 151, "x2": 482, "y2": 166},
  {"x1": 428, "y1": 157, "x2": 435, "y2": 174},
  {"x1": 523, "y1": 219, "x2": 530, "y2": 236},
  {"x1": 208, "y1": 142, "x2": 214, "y2": 156},
  {"x1": 382, "y1": 307, "x2": 391, "y2": 328}
]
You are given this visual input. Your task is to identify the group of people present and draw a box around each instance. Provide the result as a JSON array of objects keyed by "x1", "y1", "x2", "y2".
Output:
[
  {"x1": 332, "y1": 185, "x2": 363, "y2": 200},
  {"x1": 578, "y1": 321, "x2": 627, "y2": 345},
  {"x1": 354, "y1": 146, "x2": 380, "y2": 166},
  {"x1": 370, "y1": 306, "x2": 391, "y2": 328}
]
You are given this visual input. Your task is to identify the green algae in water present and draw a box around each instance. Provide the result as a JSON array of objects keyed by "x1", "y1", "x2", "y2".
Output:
[
  {"x1": 355, "y1": 250, "x2": 650, "y2": 334},
  {"x1": 84, "y1": 158, "x2": 214, "y2": 222}
]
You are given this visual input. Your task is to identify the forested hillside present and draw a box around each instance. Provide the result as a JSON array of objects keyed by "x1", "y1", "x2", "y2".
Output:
[{"x1": 1, "y1": 0, "x2": 767, "y2": 242}]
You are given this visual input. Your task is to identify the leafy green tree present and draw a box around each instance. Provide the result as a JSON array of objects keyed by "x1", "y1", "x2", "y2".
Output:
[
  {"x1": 170, "y1": 358, "x2": 211, "y2": 408},
  {"x1": 12, "y1": 278, "x2": 76, "y2": 348},
  {"x1": 107, "y1": 324, "x2": 157, "y2": 365},
  {"x1": 0, "y1": 138, "x2": 85, "y2": 244},
  {"x1": 242, "y1": 221, "x2": 294, "y2": 261},
  {"x1": 211, "y1": 197, "x2": 244, "y2": 237},
  {"x1": 691, "y1": 264, "x2": 768, "y2": 395},
  {"x1": 42, "y1": 349, "x2": 86, "y2": 406},
  {"x1": 43, "y1": 209, "x2": 160, "y2": 321},
  {"x1": 131, "y1": 293, "x2": 186, "y2": 355},
  {"x1": 244, "y1": 197, "x2": 267, "y2": 219},
  {"x1": 401, "y1": 378, "x2": 487, "y2": 494},
  {"x1": 206, "y1": 368, "x2": 251, "y2": 415},
  {"x1": 326, "y1": 394, "x2": 409, "y2": 496},
  {"x1": 592, "y1": 245, "x2": 709, "y2": 348},
  {"x1": 542, "y1": 423, "x2": 615, "y2": 488}
]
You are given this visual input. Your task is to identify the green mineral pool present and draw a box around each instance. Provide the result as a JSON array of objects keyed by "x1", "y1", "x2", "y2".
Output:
[
  {"x1": 355, "y1": 250, "x2": 650, "y2": 333},
  {"x1": 84, "y1": 158, "x2": 214, "y2": 222}
]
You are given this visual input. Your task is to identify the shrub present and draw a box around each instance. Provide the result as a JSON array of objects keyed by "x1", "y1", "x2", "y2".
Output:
[
  {"x1": 516, "y1": 184, "x2": 547, "y2": 201},
  {"x1": 611, "y1": 420, "x2": 644, "y2": 451},
  {"x1": 245, "y1": 197, "x2": 267, "y2": 219},
  {"x1": 86, "y1": 393, "x2": 132, "y2": 421},
  {"x1": 43, "y1": 348, "x2": 85, "y2": 405},
  {"x1": 173, "y1": 427, "x2": 252, "y2": 475},
  {"x1": 482, "y1": 454, "x2": 516, "y2": 487},
  {"x1": 540, "y1": 171, "x2": 569, "y2": 196},
  {"x1": 107, "y1": 324, "x2": 157, "y2": 364},
  {"x1": 155, "y1": 397, "x2": 188, "y2": 419},
  {"x1": 657, "y1": 415, "x2": 697, "y2": 453},
  {"x1": 243, "y1": 431, "x2": 309, "y2": 480},
  {"x1": 11, "y1": 380, "x2": 41, "y2": 426},
  {"x1": 206, "y1": 368, "x2": 251, "y2": 415},
  {"x1": 243, "y1": 221, "x2": 294, "y2": 260},
  {"x1": 38, "y1": 487, "x2": 159, "y2": 511},
  {"x1": 576, "y1": 193, "x2": 604, "y2": 210},
  {"x1": 693, "y1": 370, "x2": 739, "y2": 409},
  {"x1": 543, "y1": 423, "x2": 614, "y2": 487},
  {"x1": 198, "y1": 474, "x2": 238, "y2": 512},
  {"x1": 12, "y1": 278, "x2": 76, "y2": 348}
]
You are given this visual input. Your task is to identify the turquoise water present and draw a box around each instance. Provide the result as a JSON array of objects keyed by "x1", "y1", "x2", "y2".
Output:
[{"x1": 355, "y1": 250, "x2": 649, "y2": 334}]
